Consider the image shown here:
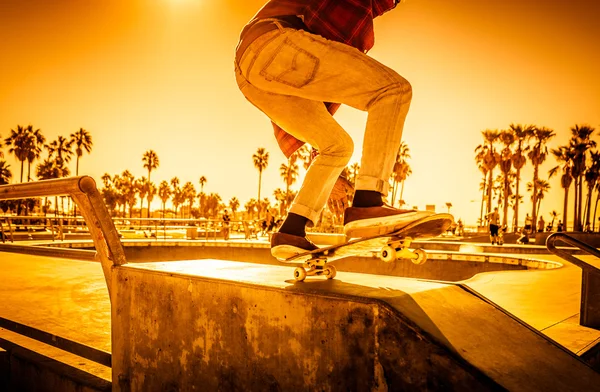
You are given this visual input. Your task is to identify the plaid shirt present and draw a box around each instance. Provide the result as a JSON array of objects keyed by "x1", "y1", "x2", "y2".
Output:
[{"x1": 257, "y1": 0, "x2": 399, "y2": 157}]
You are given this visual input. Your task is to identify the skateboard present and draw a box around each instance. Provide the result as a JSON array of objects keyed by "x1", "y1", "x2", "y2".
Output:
[{"x1": 282, "y1": 213, "x2": 454, "y2": 281}]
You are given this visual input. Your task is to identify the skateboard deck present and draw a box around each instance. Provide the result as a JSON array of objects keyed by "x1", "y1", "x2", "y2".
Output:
[{"x1": 283, "y1": 213, "x2": 454, "y2": 281}]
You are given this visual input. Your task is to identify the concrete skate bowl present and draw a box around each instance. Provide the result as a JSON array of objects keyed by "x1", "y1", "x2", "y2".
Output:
[{"x1": 33, "y1": 239, "x2": 562, "y2": 282}]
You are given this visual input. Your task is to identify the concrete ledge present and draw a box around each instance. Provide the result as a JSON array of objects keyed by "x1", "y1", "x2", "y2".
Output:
[
  {"x1": 0, "y1": 328, "x2": 110, "y2": 392},
  {"x1": 112, "y1": 260, "x2": 600, "y2": 391},
  {"x1": 0, "y1": 243, "x2": 96, "y2": 261}
]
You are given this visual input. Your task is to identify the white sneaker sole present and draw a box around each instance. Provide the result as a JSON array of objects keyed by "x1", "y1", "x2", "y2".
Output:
[
  {"x1": 343, "y1": 211, "x2": 435, "y2": 238},
  {"x1": 271, "y1": 245, "x2": 307, "y2": 261}
]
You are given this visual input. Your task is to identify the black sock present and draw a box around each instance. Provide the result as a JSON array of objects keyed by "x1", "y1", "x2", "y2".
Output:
[
  {"x1": 352, "y1": 190, "x2": 383, "y2": 208},
  {"x1": 278, "y1": 213, "x2": 308, "y2": 237}
]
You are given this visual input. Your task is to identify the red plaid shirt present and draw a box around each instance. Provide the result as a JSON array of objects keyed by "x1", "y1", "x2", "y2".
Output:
[{"x1": 253, "y1": 0, "x2": 398, "y2": 157}]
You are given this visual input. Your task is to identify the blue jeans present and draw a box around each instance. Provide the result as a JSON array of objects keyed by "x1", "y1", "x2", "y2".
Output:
[{"x1": 235, "y1": 20, "x2": 412, "y2": 225}]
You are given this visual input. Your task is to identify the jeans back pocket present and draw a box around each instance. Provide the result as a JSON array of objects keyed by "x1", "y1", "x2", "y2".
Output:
[{"x1": 259, "y1": 38, "x2": 319, "y2": 89}]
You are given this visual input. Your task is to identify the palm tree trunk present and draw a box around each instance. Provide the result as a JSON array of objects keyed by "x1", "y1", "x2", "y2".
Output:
[
  {"x1": 399, "y1": 181, "x2": 406, "y2": 206},
  {"x1": 257, "y1": 170, "x2": 262, "y2": 218},
  {"x1": 503, "y1": 178, "x2": 509, "y2": 229},
  {"x1": 514, "y1": 171, "x2": 521, "y2": 231},
  {"x1": 593, "y1": 192, "x2": 600, "y2": 232},
  {"x1": 579, "y1": 179, "x2": 585, "y2": 230},
  {"x1": 573, "y1": 177, "x2": 579, "y2": 231},
  {"x1": 480, "y1": 178, "x2": 486, "y2": 226},
  {"x1": 564, "y1": 185, "x2": 570, "y2": 231},
  {"x1": 585, "y1": 185, "x2": 593, "y2": 229},
  {"x1": 531, "y1": 165, "x2": 539, "y2": 232},
  {"x1": 487, "y1": 170, "x2": 493, "y2": 216}
]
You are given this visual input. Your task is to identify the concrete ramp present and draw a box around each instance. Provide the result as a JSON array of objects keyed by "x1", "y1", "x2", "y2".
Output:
[{"x1": 112, "y1": 260, "x2": 600, "y2": 391}]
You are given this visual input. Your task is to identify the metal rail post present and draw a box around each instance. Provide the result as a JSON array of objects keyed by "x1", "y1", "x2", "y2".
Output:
[
  {"x1": 0, "y1": 176, "x2": 126, "y2": 301},
  {"x1": 546, "y1": 232, "x2": 600, "y2": 329}
]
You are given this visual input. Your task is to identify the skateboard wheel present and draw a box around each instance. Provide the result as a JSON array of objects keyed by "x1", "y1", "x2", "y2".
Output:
[
  {"x1": 294, "y1": 267, "x2": 307, "y2": 282},
  {"x1": 380, "y1": 245, "x2": 397, "y2": 263},
  {"x1": 325, "y1": 265, "x2": 336, "y2": 279},
  {"x1": 412, "y1": 249, "x2": 427, "y2": 265}
]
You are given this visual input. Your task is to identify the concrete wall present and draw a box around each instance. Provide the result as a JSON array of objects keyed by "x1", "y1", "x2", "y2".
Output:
[
  {"x1": 0, "y1": 348, "x2": 8, "y2": 390},
  {"x1": 112, "y1": 266, "x2": 498, "y2": 391}
]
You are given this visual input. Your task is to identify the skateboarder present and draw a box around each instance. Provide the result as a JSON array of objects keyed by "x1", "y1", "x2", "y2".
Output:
[{"x1": 234, "y1": 0, "x2": 434, "y2": 259}]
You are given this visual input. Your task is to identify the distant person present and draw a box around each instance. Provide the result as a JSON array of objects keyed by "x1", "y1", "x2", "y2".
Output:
[
  {"x1": 557, "y1": 220, "x2": 564, "y2": 232},
  {"x1": 537, "y1": 216, "x2": 545, "y2": 233},
  {"x1": 517, "y1": 229, "x2": 530, "y2": 245},
  {"x1": 524, "y1": 213, "x2": 533, "y2": 234},
  {"x1": 234, "y1": 0, "x2": 438, "y2": 259},
  {"x1": 456, "y1": 219, "x2": 464, "y2": 236},
  {"x1": 222, "y1": 210, "x2": 231, "y2": 241},
  {"x1": 486, "y1": 207, "x2": 500, "y2": 245}
]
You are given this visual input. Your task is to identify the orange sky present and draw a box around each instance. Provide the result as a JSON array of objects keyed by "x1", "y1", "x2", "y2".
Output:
[{"x1": 1, "y1": 0, "x2": 599, "y2": 226}]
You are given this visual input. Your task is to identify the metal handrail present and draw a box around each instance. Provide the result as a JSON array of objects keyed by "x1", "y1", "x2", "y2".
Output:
[
  {"x1": 0, "y1": 176, "x2": 126, "y2": 299},
  {"x1": 546, "y1": 232, "x2": 600, "y2": 329}
]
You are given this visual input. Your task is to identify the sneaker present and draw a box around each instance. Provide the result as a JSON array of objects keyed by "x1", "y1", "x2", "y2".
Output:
[
  {"x1": 343, "y1": 205, "x2": 435, "y2": 238},
  {"x1": 271, "y1": 232, "x2": 319, "y2": 260}
]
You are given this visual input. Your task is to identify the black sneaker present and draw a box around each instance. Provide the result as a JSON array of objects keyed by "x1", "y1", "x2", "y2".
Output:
[{"x1": 271, "y1": 232, "x2": 319, "y2": 260}]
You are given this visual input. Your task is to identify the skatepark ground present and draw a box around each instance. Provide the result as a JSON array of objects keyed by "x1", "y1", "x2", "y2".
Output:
[{"x1": 1, "y1": 238, "x2": 600, "y2": 391}]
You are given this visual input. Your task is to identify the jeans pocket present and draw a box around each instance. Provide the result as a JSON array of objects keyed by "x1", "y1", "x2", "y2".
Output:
[{"x1": 259, "y1": 37, "x2": 319, "y2": 88}]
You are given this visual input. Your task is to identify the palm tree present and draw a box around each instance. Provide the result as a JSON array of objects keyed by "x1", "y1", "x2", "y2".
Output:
[
  {"x1": 245, "y1": 198, "x2": 258, "y2": 219},
  {"x1": 498, "y1": 130, "x2": 515, "y2": 228},
  {"x1": 199, "y1": 176, "x2": 207, "y2": 193},
  {"x1": 474, "y1": 150, "x2": 489, "y2": 225},
  {"x1": 137, "y1": 177, "x2": 149, "y2": 219},
  {"x1": 99, "y1": 174, "x2": 119, "y2": 217},
  {"x1": 229, "y1": 197, "x2": 240, "y2": 219},
  {"x1": 0, "y1": 160, "x2": 13, "y2": 213},
  {"x1": 24, "y1": 125, "x2": 45, "y2": 182},
  {"x1": 583, "y1": 151, "x2": 600, "y2": 230},
  {"x1": 549, "y1": 146, "x2": 575, "y2": 232},
  {"x1": 158, "y1": 181, "x2": 172, "y2": 218},
  {"x1": 5, "y1": 125, "x2": 29, "y2": 182},
  {"x1": 36, "y1": 159, "x2": 59, "y2": 215},
  {"x1": 70, "y1": 128, "x2": 92, "y2": 176},
  {"x1": 46, "y1": 136, "x2": 74, "y2": 165},
  {"x1": 527, "y1": 179, "x2": 550, "y2": 221},
  {"x1": 142, "y1": 150, "x2": 159, "y2": 217},
  {"x1": 115, "y1": 171, "x2": 136, "y2": 219},
  {"x1": 295, "y1": 144, "x2": 314, "y2": 171},
  {"x1": 476, "y1": 130, "x2": 501, "y2": 218},
  {"x1": 280, "y1": 155, "x2": 300, "y2": 211},
  {"x1": 569, "y1": 125, "x2": 596, "y2": 231},
  {"x1": 0, "y1": 161, "x2": 12, "y2": 185},
  {"x1": 528, "y1": 126, "x2": 555, "y2": 231},
  {"x1": 390, "y1": 142, "x2": 411, "y2": 207},
  {"x1": 182, "y1": 182, "x2": 196, "y2": 218},
  {"x1": 509, "y1": 124, "x2": 533, "y2": 230},
  {"x1": 170, "y1": 177, "x2": 181, "y2": 218},
  {"x1": 147, "y1": 182, "x2": 157, "y2": 219},
  {"x1": 252, "y1": 148, "x2": 269, "y2": 216}
]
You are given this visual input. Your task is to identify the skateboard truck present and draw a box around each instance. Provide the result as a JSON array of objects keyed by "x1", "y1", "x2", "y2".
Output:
[
  {"x1": 379, "y1": 237, "x2": 427, "y2": 265},
  {"x1": 293, "y1": 256, "x2": 337, "y2": 282}
]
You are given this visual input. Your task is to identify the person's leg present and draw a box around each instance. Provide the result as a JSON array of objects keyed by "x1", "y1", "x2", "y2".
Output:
[
  {"x1": 238, "y1": 27, "x2": 411, "y2": 195},
  {"x1": 235, "y1": 25, "x2": 429, "y2": 256}
]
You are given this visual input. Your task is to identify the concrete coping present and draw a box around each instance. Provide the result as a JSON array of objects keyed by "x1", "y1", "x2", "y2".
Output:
[{"x1": 3, "y1": 239, "x2": 564, "y2": 271}]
